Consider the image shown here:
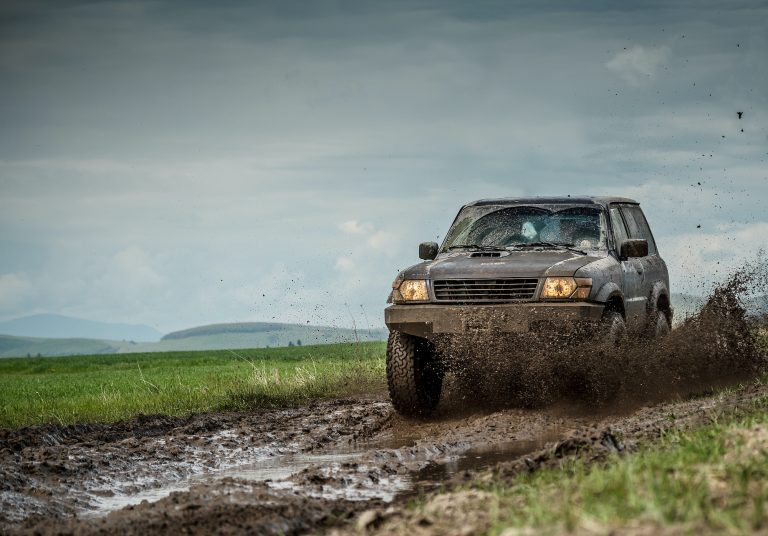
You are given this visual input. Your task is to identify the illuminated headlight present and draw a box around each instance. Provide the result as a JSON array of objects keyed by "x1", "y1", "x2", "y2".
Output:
[
  {"x1": 391, "y1": 279, "x2": 429, "y2": 303},
  {"x1": 541, "y1": 277, "x2": 592, "y2": 300}
]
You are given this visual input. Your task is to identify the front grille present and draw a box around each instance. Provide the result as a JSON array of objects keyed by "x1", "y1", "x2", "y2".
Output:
[{"x1": 433, "y1": 278, "x2": 539, "y2": 303}]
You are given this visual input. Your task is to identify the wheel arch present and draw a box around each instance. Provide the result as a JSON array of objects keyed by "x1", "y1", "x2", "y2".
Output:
[{"x1": 594, "y1": 282, "x2": 625, "y2": 318}]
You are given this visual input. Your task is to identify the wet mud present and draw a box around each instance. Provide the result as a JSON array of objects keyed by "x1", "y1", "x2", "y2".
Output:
[{"x1": 2, "y1": 271, "x2": 768, "y2": 535}]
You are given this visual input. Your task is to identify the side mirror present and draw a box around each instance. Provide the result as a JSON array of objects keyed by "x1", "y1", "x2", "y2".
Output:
[
  {"x1": 419, "y1": 241, "x2": 439, "y2": 260},
  {"x1": 620, "y1": 239, "x2": 648, "y2": 259}
]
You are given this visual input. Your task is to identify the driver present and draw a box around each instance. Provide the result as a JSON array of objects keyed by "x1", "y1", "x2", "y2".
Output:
[{"x1": 521, "y1": 221, "x2": 538, "y2": 242}]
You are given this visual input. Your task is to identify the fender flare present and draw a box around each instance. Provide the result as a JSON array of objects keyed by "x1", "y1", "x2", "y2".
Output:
[{"x1": 594, "y1": 282, "x2": 624, "y2": 314}]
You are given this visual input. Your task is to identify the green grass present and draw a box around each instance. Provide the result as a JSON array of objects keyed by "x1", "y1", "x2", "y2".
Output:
[
  {"x1": 477, "y1": 390, "x2": 768, "y2": 534},
  {"x1": 0, "y1": 342, "x2": 385, "y2": 427}
]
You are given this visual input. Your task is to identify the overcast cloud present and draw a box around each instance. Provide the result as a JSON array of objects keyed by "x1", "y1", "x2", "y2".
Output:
[{"x1": 0, "y1": 1, "x2": 766, "y2": 332}]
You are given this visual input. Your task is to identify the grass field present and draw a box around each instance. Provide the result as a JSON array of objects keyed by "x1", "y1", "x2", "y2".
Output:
[{"x1": 0, "y1": 341, "x2": 386, "y2": 427}]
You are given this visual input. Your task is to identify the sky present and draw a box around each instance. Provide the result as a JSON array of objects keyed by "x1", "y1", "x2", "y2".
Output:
[{"x1": 0, "y1": 0, "x2": 766, "y2": 333}]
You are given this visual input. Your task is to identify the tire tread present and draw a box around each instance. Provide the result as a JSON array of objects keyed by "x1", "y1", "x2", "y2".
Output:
[{"x1": 386, "y1": 331, "x2": 441, "y2": 417}]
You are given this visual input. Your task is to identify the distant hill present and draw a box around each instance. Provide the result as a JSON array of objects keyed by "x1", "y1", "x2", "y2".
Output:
[
  {"x1": 0, "y1": 321, "x2": 387, "y2": 358},
  {"x1": 161, "y1": 322, "x2": 387, "y2": 349},
  {"x1": 0, "y1": 314, "x2": 162, "y2": 342},
  {"x1": 164, "y1": 322, "x2": 302, "y2": 340},
  {"x1": 0, "y1": 334, "x2": 123, "y2": 358}
]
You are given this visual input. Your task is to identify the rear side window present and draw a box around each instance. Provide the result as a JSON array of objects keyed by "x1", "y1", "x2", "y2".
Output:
[
  {"x1": 609, "y1": 207, "x2": 629, "y2": 251},
  {"x1": 620, "y1": 205, "x2": 658, "y2": 255}
]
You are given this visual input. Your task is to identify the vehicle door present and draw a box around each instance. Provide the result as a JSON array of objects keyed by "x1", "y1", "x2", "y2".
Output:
[
  {"x1": 620, "y1": 205, "x2": 662, "y2": 322},
  {"x1": 609, "y1": 206, "x2": 645, "y2": 329}
]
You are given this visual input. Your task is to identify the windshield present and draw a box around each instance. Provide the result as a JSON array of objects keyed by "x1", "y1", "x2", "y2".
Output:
[{"x1": 442, "y1": 205, "x2": 608, "y2": 251}]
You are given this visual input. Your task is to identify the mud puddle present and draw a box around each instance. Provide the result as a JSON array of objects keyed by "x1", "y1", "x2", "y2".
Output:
[
  {"x1": 412, "y1": 434, "x2": 560, "y2": 484},
  {"x1": 89, "y1": 451, "x2": 370, "y2": 514},
  {"x1": 89, "y1": 433, "x2": 562, "y2": 515}
]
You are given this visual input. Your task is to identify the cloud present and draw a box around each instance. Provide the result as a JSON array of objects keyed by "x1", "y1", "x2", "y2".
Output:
[
  {"x1": 338, "y1": 220, "x2": 396, "y2": 251},
  {"x1": 605, "y1": 46, "x2": 670, "y2": 86},
  {"x1": 367, "y1": 230, "x2": 397, "y2": 252},
  {"x1": 338, "y1": 220, "x2": 374, "y2": 235},
  {"x1": 0, "y1": 273, "x2": 33, "y2": 313},
  {"x1": 106, "y1": 247, "x2": 164, "y2": 289},
  {"x1": 334, "y1": 257, "x2": 355, "y2": 272}
]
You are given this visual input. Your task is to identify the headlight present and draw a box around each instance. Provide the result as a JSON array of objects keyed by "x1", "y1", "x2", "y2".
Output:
[
  {"x1": 541, "y1": 277, "x2": 592, "y2": 300},
  {"x1": 392, "y1": 279, "x2": 429, "y2": 302}
]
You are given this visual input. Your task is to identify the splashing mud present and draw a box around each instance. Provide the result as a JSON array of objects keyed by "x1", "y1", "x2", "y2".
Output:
[{"x1": 434, "y1": 265, "x2": 768, "y2": 409}]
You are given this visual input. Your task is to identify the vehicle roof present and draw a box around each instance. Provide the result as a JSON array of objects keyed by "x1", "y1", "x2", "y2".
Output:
[{"x1": 465, "y1": 196, "x2": 639, "y2": 207}]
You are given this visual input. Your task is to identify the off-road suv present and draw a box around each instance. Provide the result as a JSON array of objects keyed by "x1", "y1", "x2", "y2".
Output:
[{"x1": 385, "y1": 196, "x2": 671, "y2": 416}]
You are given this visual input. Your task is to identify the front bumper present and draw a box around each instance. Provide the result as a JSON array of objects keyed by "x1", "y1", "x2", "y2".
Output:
[{"x1": 385, "y1": 302, "x2": 605, "y2": 339}]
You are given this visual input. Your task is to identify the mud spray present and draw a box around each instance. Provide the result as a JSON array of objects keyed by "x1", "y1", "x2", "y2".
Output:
[{"x1": 434, "y1": 261, "x2": 768, "y2": 409}]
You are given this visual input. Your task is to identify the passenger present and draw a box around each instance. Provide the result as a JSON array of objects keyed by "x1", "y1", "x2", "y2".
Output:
[{"x1": 569, "y1": 221, "x2": 601, "y2": 248}]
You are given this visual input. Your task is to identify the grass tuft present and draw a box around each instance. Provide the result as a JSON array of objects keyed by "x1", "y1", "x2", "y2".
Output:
[{"x1": 221, "y1": 354, "x2": 385, "y2": 410}]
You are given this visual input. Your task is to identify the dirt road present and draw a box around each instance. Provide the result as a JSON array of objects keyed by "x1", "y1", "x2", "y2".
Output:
[{"x1": 2, "y1": 379, "x2": 766, "y2": 535}]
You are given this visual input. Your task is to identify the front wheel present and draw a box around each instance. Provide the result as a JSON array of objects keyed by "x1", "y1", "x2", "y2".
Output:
[
  {"x1": 386, "y1": 331, "x2": 443, "y2": 417},
  {"x1": 599, "y1": 310, "x2": 627, "y2": 349}
]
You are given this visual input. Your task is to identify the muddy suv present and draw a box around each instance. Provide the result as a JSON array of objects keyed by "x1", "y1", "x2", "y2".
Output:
[{"x1": 385, "y1": 196, "x2": 671, "y2": 416}]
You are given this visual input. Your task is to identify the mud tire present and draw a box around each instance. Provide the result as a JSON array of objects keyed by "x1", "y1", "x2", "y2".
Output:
[
  {"x1": 600, "y1": 310, "x2": 627, "y2": 348},
  {"x1": 650, "y1": 308, "x2": 671, "y2": 339},
  {"x1": 386, "y1": 330, "x2": 443, "y2": 417}
]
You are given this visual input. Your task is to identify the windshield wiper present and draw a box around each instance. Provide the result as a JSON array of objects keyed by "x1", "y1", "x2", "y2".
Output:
[
  {"x1": 514, "y1": 242, "x2": 587, "y2": 255},
  {"x1": 447, "y1": 244, "x2": 509, "y2": 251}
]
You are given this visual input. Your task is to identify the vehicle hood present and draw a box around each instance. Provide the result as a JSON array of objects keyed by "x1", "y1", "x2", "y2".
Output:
[{"x1": 405, "y1": 250, "x2": 606, "y2": 280}]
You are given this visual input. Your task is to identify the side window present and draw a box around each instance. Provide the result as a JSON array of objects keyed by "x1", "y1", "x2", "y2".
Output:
[
  {"x1": 609, "y1": 207, "x2": 628, "y2": 251},
  {"x1": 620, "y1": 206, "x2": 658, "y2": 255}
]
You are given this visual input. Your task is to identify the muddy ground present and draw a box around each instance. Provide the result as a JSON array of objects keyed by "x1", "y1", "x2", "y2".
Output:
[{"x1": 2, "y1": 380, "x2": 767, "y2": 536}]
